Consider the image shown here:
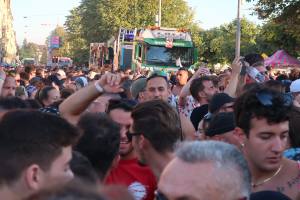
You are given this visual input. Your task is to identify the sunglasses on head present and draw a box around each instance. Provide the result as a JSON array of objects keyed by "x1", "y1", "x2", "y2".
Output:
[{"x1": 256, "y1": 90, "x2": 293, "y2": 107}]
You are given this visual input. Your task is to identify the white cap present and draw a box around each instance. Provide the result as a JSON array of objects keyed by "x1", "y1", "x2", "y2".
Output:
[
  {"x1": 57, "y1": 69, "x2": 66, "y2": 80},
  {"x1": 290, "y1": 79, "x2": 300, "y2": 93}
]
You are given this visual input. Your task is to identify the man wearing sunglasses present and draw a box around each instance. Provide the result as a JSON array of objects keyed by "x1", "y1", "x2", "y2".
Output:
[
  {"x1": 234, "y1": 87, "x2": 299, "y2": 199},
  {"x1": 128, "y1": 100, "x2": 182, "y2": 178},
  {"x1": 106, "y1": 100, "x2": 157, "y2": 200},
  {"x1": 158, "y1": 141, "x2": 251, "y2": 200}
]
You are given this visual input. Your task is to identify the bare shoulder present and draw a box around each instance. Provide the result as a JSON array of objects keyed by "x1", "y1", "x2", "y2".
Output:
[{"x1": 277, "y1": 158, "x2": 300, "y2": 198}]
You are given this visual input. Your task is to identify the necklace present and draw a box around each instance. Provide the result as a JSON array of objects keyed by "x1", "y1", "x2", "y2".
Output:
[{"x1": 251, "y1": 165, "x2": 283, "y2": 188}]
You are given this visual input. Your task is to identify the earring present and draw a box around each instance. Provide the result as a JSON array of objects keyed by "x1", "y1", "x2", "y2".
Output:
[{"x1": 240, "y1": 143, "x2": 245, "y2": 148}]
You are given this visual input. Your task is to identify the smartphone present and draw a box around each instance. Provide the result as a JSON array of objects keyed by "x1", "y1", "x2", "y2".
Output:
[{"x1": 246, "y1": 66, "x2": 265, "y2": 83}]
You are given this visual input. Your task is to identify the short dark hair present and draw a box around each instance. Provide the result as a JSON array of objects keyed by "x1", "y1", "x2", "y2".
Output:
[
  {"x1": 76, "y1": 113, "x2": 120, "y2": 180},
  {"x1": 234, "y1": 87, "x2": 292, "y2": 136},
  {"x1": 0, "y1": 110, "x2": 80, "y2": 186},
  {"x1": 60, "y1": 88, "x2": 75, "y2": 99},
  {"x1": 25, "y1": 66, "x2": 35, "y2": 74},
  {"x1": 146, "y1": 74, "x2": 168, "y2": 85},
  {"x1": 131, "y1": 100, "x2": 181, "y2": 153},
  {"x1": 190, "y1": 76, "x2": 212, "y2": 101},
  {"x1": 24, "y1": 99, "x2": 42, "y2": 109},
  {"x1": 244, "y1": 53, "x2": 264, "y2": 67},
  {"x1": 35, "y1": 86, "x2": 56, "y2": 106},
  {"x1": 0, "y1": 97, "x2": 28, "y2": 111},
  {"x1": 264, "y1": 80, "x2": 284, "y2": 93},
  {"x1": 70, "y1": 151, "x2": 98, "y2": 184},
  {"x1": 20, "y1": 72, "x2": 30, "y2": 81},
  {"x1": 107, "y1": 99, "x2": 136, "y2": 114},
  {"x1": 24, "y1": 181, "x2": 106, "y2": 200}
]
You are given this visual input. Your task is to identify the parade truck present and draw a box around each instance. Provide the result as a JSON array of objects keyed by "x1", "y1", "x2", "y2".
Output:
[
  {"x1": 23, "y1": 58, "x2": 36, "y2": 67},
  {"x1": 49, "y1": 56, "x2": 72, "y2": 68},
  {"x1": 132, "y1": 27, "x2": 197, "y2": 72}
]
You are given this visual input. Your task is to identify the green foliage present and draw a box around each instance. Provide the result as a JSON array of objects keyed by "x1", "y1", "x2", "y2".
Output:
[
  {"x1": 64, "y1": 0, "x2": 196, "y2": 64},
  {"x1": 19, "y1": 39, "x2": 37, "y2": 59},
  {"x1": 48, "y1": 26, "x2": 71, "y2": 57},
  {"x1": 198, "y1": 18, "x2": 260, "y2": 64},
  {"x1": 246, "y1": 0, "x2": 300, "y2": 56}
]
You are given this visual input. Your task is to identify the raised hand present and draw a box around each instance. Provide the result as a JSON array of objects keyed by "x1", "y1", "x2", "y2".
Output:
[
  {"x1": 231, "y1": 57, "x2": 244, "y2": 74},
  {"x1": 195, "y1": 66, "x2": 211, "y2": 77},
  {"x1": 98, "y1": 72, "x2": 123, "y2": 93}
]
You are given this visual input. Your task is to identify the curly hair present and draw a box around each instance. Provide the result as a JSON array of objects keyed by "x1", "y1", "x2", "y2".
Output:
[{"x1": 234, "y1": 87, "x2": 292, "y2": 136}]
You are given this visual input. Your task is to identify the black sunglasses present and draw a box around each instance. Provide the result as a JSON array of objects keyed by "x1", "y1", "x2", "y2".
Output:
[
  {"x1": 256, "y1": 91, "x2": 293, "y2": 107},
  {"x1": 126, "y1": 130, "x2": 142, "y2": 142},
  {"x1": 155, "y1": 191, "x2": 168, "y2": 200}
]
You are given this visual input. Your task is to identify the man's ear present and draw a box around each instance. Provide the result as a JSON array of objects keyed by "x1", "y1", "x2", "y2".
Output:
[
  {"x1": 234, "y1": 127, "x2": 247, "y2": 147},
  {"x1": 24, "y1": 164, "x2": 44, "y2": 191},
  {"x1": 138, "y1": 135, "x2": 146, "y2": 149}
]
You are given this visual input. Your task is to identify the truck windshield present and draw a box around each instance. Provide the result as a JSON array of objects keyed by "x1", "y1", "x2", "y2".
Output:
[{"x1": 145, "y1": 46, "x2": 193, "y2": 67}]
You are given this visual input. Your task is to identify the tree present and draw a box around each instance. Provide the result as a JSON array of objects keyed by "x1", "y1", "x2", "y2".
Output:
[
  {"x1": 64, "y1": 0, "x2": 197, "y2": 64},
  {"x1": 48, "y1": 26, "x2": 70, "y2": 57},
  {"x1": 247, "y1": 0, "x2": 300, "y2": 56},
  {"x1": 256, "y1": 22, "x2": 299, "y2": 57},
  {"x1": 19, "y1": 39, "x2": 38, "y2": 60},
  {"x1": 198, "y1": 18, "x2": 260, "y2": 64}
]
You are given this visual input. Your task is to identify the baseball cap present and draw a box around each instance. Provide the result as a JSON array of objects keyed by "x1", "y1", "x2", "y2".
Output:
[
  {"x1": 130, "y1": 77, "x2": 147, "y2": 99},
  {"x1": 290, "y1": 79, "x2": 300, "y2": 93},
  {"x1": 56, "y1": 69, "x2": 67, "y2": 80},
  {"x1": 75, "y1": 77, "x2": 88, "y2": 88},
  {"x1": 209, "y1": 93, "x2": 234, "y2": 114},
  {"x1": 205, "y1": 112, "x2": 235, "y2": 137}
]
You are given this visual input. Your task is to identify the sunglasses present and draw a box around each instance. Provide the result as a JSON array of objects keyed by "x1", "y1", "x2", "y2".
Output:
[
  {"x1": 203, "y1": 112, "x2": 212, "y2": 121},
  {"x1": 155, "y1": 191, "x2": 168, "y2": 200},
  {"x1": 256, "y1": 91, "x2": 293, "y2": 107},
  {"x1": 126, "y1": 130, "x2": 142, "y2": 142}
]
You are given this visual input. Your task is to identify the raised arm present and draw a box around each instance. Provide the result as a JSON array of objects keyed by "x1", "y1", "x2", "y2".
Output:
[
  {"x1": 178, "y1": 67, "x2": 210, "y2": 106},
  {"x1": 224, "y1": 58, "x2": 242, "y2": 97},
  {"x1": 59, "y1": 72, "x2": 123, "y2": 125}
]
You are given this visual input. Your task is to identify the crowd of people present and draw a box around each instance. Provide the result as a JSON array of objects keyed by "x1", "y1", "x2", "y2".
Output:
[{"x1": 0, "y1": 53, "x2": 299, "y2": 200}]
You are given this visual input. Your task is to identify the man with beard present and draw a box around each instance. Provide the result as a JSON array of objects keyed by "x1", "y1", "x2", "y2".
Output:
[
  {"x1": 1, "y1": 74, "x2": 17, "y2": 97},
  {"x1": 105, "y1": 100, "x2": 157, "y2": 200}
]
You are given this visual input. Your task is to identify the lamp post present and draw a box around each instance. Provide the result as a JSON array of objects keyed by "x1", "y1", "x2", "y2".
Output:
[
  {"x1": 158, "y1": 0, "x2": 162, "y2": 27},
  {"x1": 235, "y1": 0, "x2": 241, "y2": 59}
]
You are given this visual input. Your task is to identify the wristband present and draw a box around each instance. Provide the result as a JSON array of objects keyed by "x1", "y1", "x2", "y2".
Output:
[{"x1": 94, "y1": 82, "x2": 104, "y2": 93}]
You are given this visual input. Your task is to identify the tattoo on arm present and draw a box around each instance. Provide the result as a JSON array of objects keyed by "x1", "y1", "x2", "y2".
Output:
[{"x1": 276, "y1": 173, "x2": 300, "y2": 192}]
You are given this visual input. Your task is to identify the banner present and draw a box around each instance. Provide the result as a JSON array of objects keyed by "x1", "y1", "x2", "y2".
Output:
[{"x1": 50, "y1": 36, "x2": 60, "y2": 49}]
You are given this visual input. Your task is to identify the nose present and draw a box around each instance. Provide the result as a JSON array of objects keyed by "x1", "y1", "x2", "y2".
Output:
[
  {"x1": 154, "y1": 89, "x2": 160, "y2": 97},
  {"x1": 271, "y1": 137, "x2": 285, "y2": 153}
]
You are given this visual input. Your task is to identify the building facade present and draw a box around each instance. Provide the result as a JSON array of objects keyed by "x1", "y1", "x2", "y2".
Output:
[{"x1": 0, "y1": 0, "x2": 17, "y2": 64}]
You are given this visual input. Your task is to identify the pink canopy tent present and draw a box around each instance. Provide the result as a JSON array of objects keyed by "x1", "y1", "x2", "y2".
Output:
[{"x1": 264, "y1": 50, "x2": 300, "y2": 68}]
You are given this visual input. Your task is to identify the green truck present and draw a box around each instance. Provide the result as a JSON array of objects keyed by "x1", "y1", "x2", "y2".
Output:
[{"x1": 116, "y1": 27, "x2": 197, "y2": 72}]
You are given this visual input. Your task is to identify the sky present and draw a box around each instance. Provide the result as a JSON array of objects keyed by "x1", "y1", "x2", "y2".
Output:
[{"x1": 11, "y1": 0, "x2": 262, "y2": 45}]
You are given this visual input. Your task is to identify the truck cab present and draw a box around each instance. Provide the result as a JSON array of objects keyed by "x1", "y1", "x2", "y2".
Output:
[{"x1": 133, "y1": 27, "x2": 197, "y2": 72}]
